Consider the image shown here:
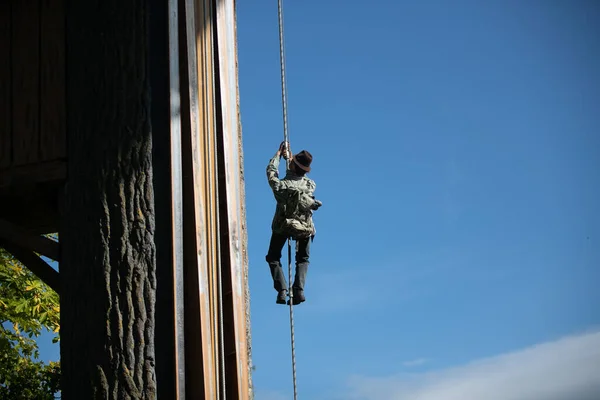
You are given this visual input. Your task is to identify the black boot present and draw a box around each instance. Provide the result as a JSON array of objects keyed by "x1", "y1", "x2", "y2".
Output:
[
  {"x1": 276, "y1": 289, "x2": 287, "y2": 305},
  {"x1": 288, "y1": 261, "x2": 308, "y2": 305},
  {"x1": 290, "y1": 288, "x2": 305, "y2": 305}
]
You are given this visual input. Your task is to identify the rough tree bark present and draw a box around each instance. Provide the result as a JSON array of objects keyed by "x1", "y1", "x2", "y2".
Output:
[{"x1": 61, "y1": 0, "x2": 157, "y2": 398}]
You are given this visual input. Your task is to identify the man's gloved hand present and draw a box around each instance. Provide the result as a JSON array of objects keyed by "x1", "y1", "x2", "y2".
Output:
[
  {"x1": 279, "y1": 141, "x2": 291, "y2": 159},
  {"x1": 311, "y1": 200, "x2": 322, "y2": 210}
]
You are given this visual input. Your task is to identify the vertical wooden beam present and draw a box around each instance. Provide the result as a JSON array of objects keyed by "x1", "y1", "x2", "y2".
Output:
[
  {"x1": 180, "y1": 35, "x2": 207, "y2": 396},
  {"x1": 40, "y1": 0, "x2": 66, "y2": 161},
  {"x1": 0, "y1": 0, "x2": 11, "y2": 169},
  {"x1": 214, "y1": 0, "x2": 251, "y2": 397},
  {"x1": 157, "y1": 1, "x2": 252, "y2": 398},
  {"x1": 169, "y1": 0, "x2": 187, "y2": 393},
  {"x1": 11, "y1": 0, "x2": 40, "y2": 166},
  {"x1": 180, "y1": 0, "x2": 218, "y2": 397},
  {"x1": 195, "y1": 3, "x2": 222, "y2": 396},
  {"x1": 150, "y1": 0, "x2": 186, "y2": 397},
  {"x1": 180, "y1": 0, "x2": 223, "y2": 396}
]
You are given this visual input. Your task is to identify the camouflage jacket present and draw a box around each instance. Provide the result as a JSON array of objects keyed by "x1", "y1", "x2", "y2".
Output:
[{"x1": 267, "y1": 154, "x2": 320, "y2": 239}]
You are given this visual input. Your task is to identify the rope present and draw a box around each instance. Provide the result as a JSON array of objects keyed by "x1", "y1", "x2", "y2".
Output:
[
  {"x1": 287, "y1": 239, "x2": 298, "y2": 400},
  {"x1": 277, "y1": 0, "x2": 298, "y2": 398},
  {"x1": 278, "y1": 0, "x2": 290, "y2": 155}
]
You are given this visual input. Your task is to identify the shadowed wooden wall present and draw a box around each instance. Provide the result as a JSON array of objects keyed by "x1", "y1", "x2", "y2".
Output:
[{"x1": 0, "y1": 0, "x2": 66, "y2": 234}]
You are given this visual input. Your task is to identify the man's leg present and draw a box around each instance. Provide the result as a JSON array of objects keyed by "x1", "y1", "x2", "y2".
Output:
[
  {"x1": 266, "y1": 232, "x2": 289, "y2": 303},
  {"x1": 292, "y1": 237, "x2": 311, "y2": 304}
]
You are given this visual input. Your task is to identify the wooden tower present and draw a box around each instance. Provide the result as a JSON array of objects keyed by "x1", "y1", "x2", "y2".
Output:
[{"x1": 0, "y1": 0, "x2": 252, "y2": 398}]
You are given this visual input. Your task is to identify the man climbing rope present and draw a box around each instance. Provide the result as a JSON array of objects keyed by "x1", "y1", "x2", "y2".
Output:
[{"x1": 266, "y1": 141, "x2": 322, "y2": 305}]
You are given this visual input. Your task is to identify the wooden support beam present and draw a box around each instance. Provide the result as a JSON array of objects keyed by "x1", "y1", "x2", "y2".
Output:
[
  {"x1": 1, "y1": 240, "x2": 60, "y2": 294},
  {"x1": 179, "y1": 0, "x2": 223, "y2": 397},
  {"x1": 179, "y1": 0, "x2": 216, "y2": 396},
  {"x1": 150, "y1": 0, "x2": 186, "y2": 397},
  {"x1": 0, "y1": 218, "x2": 59, "y2": 260},
  {"x1": 213, "y1": 0, "x2": 252, "y2": 397}
]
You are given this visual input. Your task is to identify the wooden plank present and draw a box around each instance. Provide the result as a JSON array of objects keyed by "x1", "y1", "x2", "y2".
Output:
[
  {"x1": 11, "y1": 0, "x2": 40, "y2": 166},
  {"x1": 0, "y1": 0, "x2": 11, "y2": 169},
  {"x1": 181, "y1": 0, "x2": 220, "y2": 395},
  {"x1": 214, "y1": 0, "x2": 251, "y2": 397},
  {"x1": 179, "y1": 0, "x2": 215, "y2": 398},
  {"x1": 167, "y1": 0, "x2": 186, "y2": 394},
  {"x1": 40, "y1": 0, "x2": 66, "y2": 161},
  {"x1": 149, "y1": 0, "x2": 185, "y2": 396},
  {"x1": 198, "y1": 0, "x2": 224, "y2": 396}
]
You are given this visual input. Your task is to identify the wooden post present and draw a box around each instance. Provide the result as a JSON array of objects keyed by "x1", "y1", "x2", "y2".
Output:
[{"x1": 61, "y1": 0, "x2": 159, "y2": 398}]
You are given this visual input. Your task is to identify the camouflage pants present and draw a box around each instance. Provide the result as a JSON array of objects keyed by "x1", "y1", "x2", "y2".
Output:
[{"x1": 266, "y1": 232, "x2": 311, "y2": 292}]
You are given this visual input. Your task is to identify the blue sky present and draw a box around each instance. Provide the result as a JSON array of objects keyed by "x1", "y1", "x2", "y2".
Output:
[
  {"x1": 237, "y1": 0, "x2": 600, "y2": 399},
  {"x1": 36, "y1": 1, "x2": 600, "y2": 399}
]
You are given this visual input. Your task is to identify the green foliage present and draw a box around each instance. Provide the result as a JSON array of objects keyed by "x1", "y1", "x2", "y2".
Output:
[{"x1": 0, "y1": 247, "x2": 61, "y2": 399}]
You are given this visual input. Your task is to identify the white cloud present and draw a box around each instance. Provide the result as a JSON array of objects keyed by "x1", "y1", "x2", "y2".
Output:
[{"x1": 345, "y1": 330, "x2": 600, "y2": 400}]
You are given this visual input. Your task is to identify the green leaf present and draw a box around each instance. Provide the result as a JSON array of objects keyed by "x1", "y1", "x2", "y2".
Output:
[
  {"x1": 0, "y1": 246, "x2": 61, "y2": 398},
  {"x1": 14, "y1": 302, "x2": 25, "y2": 313}
]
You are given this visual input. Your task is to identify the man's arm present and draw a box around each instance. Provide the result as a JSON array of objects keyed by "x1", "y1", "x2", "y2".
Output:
[
  {"x1": 266, "y1": 142, "x2": 291, "y2": 191},
  {"x1": 266, "y1": 152, "x2": 282, "y2": 191}
]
